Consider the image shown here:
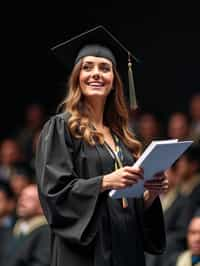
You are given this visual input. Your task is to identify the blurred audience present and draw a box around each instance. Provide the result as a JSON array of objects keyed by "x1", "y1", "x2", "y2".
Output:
[
  {"x1": 176, "y1": 209, "x2": 200, "y2": 266},
  {"x1": 189, "y1": 93, "x2": 200, "y2": 142},
  {"x1": 0, "y1": 180, "x2": 16, "y2": 265},
  {"x1": 29, "y1": 129, "x2": 41, "y2": 170},
  {"x1": 135, "y1": 112, "x2": 163, "y2": 148},
  {"x1": 0, "y1": 139, "x2": 24, "y2": 180},
  {"x1": 167, "y1": 112, "x2": 191, "y2": 140},
  {"x1": 15, "y1": 103, "x2": 46, "y2": 162},
  {"x1": 9, "y1": 162, "x2": 35, "y2": 198},
  {"x1": 0, "y1": 180, "x2": 16, "y2": 229},
  {"x1": 1, "y1": 184, "x2": 50, "y2": 266},
  {"x1": 176, "y1": 143, "x2": 200, "y2": 217}
]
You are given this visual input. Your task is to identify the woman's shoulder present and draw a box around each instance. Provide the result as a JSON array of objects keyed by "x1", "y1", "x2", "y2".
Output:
[
  {"x1": 41, "y1": 112, "x2": 70, "y2": 131},
  {"x1": 46, "y1": 111, "x2": 71, "y2": 124},
  {"x1": 40, "y1": 112, "x2": 84, "y2": 150},
  {"x1": 55, "y1": 111, "x2": 71, "y2": 121},
  {"x1": 39, "y1": 112, "x2": 73, "y2": 143}
]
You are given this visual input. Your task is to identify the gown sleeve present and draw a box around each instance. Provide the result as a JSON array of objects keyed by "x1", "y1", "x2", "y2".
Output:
[
  {"x1": 143, "y1": 197, "x2": 166, "y2": 254},
  {"x1": 35, "y1": 114, "x2": 103, "y2": 246}
]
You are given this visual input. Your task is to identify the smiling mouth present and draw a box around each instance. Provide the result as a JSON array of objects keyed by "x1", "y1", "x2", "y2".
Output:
[{"x1": 87, "y1": 82, "x2": 104, "y2": 87}]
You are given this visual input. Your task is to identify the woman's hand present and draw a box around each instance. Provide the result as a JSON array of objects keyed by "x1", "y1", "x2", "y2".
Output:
[
  {"x1": 144, "y1": 171, "x2": 169, "y2": 208},
  {"x1": 101, "y1": 166, "x2": 143, "y2": 192}
]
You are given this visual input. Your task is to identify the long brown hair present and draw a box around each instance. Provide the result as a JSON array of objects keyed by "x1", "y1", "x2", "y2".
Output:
[{"x1": 59, "y1": 59, "x2": 142, "y2": 158}]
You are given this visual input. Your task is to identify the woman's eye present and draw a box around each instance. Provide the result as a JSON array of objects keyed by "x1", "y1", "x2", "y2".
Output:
[
  {"x1": 101, "y1": 66, "x2": 110, "y2": 72},
  {"x1": 82, "y1": 65, "x2": 91, "y2": 71},
  {"x1": 82, "y1": 64, "x2": 111, "y2": 72}
]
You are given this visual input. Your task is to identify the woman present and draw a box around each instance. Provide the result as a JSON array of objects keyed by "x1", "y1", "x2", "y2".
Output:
[{"x1": 36, "y1": 26, "x2": 167, "y2": 266}]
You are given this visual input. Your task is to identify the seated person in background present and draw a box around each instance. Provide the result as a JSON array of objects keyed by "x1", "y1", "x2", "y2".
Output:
[
  {"x1": 15, "y1": 103, "x2": 46, "y2": 162},
  {"x1": 189, "y1": 93, "x2": 200, "y2": 142},
  {"x1": 176, "y1": 208, "x2": 200, "y2": 266},
  {"x1": 0, "y1": 138, "x2": 24, "y2": 180},
  {"x1": 0, "y1": 180, "x2": 16, "y2": 229},
  {"x1": 176, "y1": 143, "x2": 200, "y2": 218},
  {"x1": 135, "y1": 112, "x2": 162, "y2": 148},
  {"x1": 0, "y1": 180, "x2": 16, "y2": 265},
  {"x1": 2, "y1": 184, "x2": 50, "y2": 266},
  {"x1": 9, "y1": 162, "x2": 35, "y2": 198},
  {"x1": 167, "y1": 112, "x2": 191, "y2": 140}
]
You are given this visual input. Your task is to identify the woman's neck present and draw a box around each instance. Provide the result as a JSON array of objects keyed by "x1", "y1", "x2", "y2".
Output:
[{"x1": 86, "y1": 98, "x2": 105, "y2": 129}]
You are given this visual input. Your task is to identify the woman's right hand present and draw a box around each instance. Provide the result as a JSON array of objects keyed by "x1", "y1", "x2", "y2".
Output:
[{"x1": 101, "y1": 166, "x2": 143, "y2": 192}]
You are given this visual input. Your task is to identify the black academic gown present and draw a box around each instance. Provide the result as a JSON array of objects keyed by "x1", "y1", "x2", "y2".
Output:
[{"x1": 35, "y1": 113, "x2": 166, "y2": 266}]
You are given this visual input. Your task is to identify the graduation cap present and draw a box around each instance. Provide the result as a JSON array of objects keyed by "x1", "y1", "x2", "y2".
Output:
[{"x1": 51, "y1": 25, "x2": 139, "y2": 110}]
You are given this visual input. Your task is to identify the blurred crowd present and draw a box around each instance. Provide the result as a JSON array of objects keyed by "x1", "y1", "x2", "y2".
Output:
[{"x1": 0, "y1": 92, "x2": 200, "y2": 266}]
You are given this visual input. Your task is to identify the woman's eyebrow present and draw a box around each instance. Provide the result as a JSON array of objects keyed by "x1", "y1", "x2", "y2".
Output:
[
  {"x1": 82, "y1": 61, "x2": 112, "y2": 66},
  {"x1": 100, "y1": 62, "x2": 112, "y2": 67},
  {"x1": 82, "y1": 61, "x2": 93, "y2": 65}
]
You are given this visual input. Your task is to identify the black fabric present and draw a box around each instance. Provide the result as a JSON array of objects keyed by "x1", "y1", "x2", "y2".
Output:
[
  {"x1": 75, "y1": 44, "x2": 116, "y2": 66},
  {"x1": 35, "y1": 113, "x2": 166, "y2": 266}
]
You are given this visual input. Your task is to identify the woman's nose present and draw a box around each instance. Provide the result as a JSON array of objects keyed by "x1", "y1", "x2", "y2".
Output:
[{"x1": 91, "y1": 67, "x2": 100, "y2": 79}]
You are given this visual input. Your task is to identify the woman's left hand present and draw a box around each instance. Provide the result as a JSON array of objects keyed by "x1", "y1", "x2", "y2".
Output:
[{"x1": 143, "y1": 171, "x2": 169, "y2": 208}]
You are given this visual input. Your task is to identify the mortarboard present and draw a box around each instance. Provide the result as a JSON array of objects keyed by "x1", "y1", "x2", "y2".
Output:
[{"x1": 51, "y1": 25, "x2": 139, "y2": 110}]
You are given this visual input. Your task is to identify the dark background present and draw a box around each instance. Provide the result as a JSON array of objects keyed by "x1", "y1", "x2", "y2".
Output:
[{"x1": 1, "y1": 2, "x2": 200, "y2": 139}]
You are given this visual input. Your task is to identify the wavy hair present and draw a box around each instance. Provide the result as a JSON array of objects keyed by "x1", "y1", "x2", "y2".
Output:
[{"x1": 59, "y1": 59, "x2": 142, "y2": 159}]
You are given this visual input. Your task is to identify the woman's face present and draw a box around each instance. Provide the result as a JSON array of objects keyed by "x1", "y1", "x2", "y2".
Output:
[{"x1": 79, "y1": 56, "x2": 114, "y2": 99}]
